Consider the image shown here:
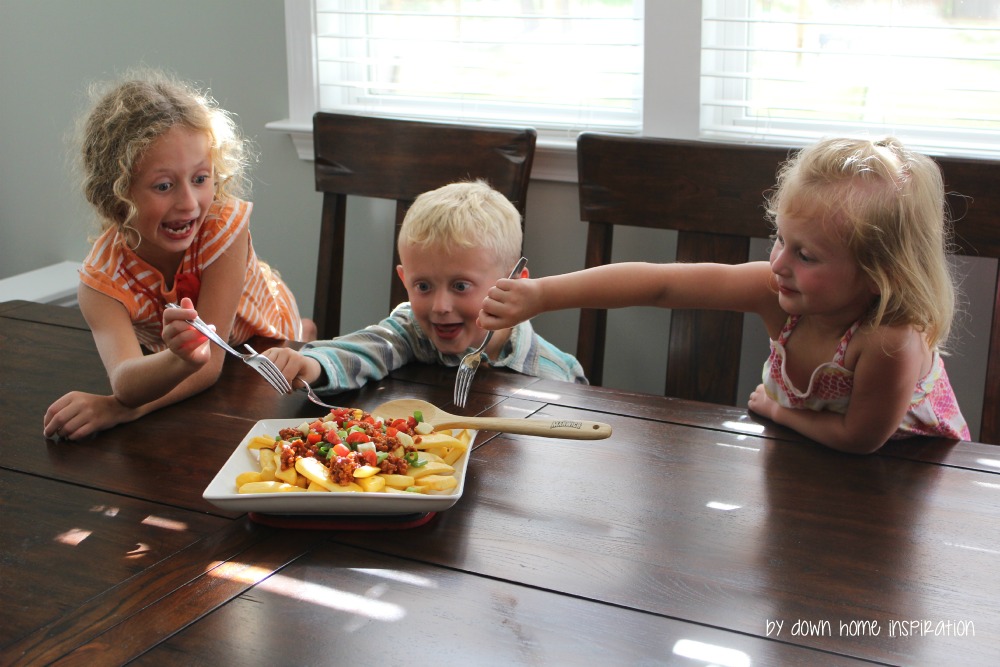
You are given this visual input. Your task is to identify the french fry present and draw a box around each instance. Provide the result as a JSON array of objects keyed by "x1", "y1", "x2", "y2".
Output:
[
  {"x1": 235, "y1": 471, "x2": 262, "y2": 488},
  {"x1": 442, "y1": 447, "x2": 464, "y2": 466},
  {"x1": 414, "y1": 474, "x2": 458, "y2": 491},
  {"x1": 357, "y1": 475, "x2": 385, "y2": 493},
  {"x1": 408, "y1": 460, "x2": 455, "y2": 480},
  {"x1": 379, "y1": 473, "x2": 415, "y2": 488},
  {"x1": 412, "y1": 432, "x2": 467, "y2": 451},
  {"x1": 259, "y1": 448, "x2": 277, "y2": 482},
  {"x1": 353, "y1": 465, "x2": 381, "y2": 479},
  {"x1": 295, "y1": 456, "x2": 338, "y2": 491},
  {"x1": 274, "y1": 462, "x2": 298, "y2": 485},
  {"x1": 248, "y1": 435, "x2": 277, "y2": 450},
  {"x1": 327, "y1": 481, "x2": 364, "y2": 493}
]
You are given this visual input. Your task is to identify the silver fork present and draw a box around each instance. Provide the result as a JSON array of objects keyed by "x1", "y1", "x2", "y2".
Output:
[
  {"x1": 453, "y1": 256, "x2": 527, "y2": 408},
  {"x1": 296, "y1": 378, "x2": 342, "y2": 411},
  {"x1": 165, "y1": 303, "x2": 292, "y2": 394}
]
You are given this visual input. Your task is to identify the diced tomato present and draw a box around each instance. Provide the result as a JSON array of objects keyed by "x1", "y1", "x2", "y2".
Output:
[
  {"x1": 309, "y1": 420, "x2": 325, "y2": 431},
  {"x1": 346, "y1": 431, "x2": 370, "y2": 445},
  {"x1": 361, "y1": 415, "x2": 375, "y2": 425},
  {"x1": 391, "y1": 418, "x2": 410, "y2": 433},
  {"x1": 332, "y1": 443, "x2": 350, "y2": 457},
  {"x1": 324, "y1": 430, "x2": 342, "y2": 445},
  {"x1": 406, "y1": 416, "x2": 418, "y2": 430},
  {"x1": 306, "y1": 432, "x2": 323, "y2": 445},
  {"x1": 361, "y1": 449, "x2": 378, "y2": 467},
  {"x1": 385, "y1": 426, "x2": 398, "y2": 438}
]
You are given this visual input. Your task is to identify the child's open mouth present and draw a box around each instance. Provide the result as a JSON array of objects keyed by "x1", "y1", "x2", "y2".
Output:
[
  {"x1": 162, "y1": 219, "x2": 195, "y2": 239},
  {"x1": 433, "y1": 323, "x2": 463, "y2": 340}
]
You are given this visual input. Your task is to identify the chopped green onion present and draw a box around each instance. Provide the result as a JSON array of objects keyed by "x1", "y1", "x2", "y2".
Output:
[
  {"x1": 413, "y1": 410, "x2": 423, "y2": 422},
  {"x1": 405, "y1": 451, "x2": 428, "y2": 467},
  {"x1": 376, "y1": 451, "x2": 388, "y2": 464}
]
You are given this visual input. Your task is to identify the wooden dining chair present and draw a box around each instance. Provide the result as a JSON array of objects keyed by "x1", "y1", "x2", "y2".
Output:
[
  {"x1": 575, "y1": 133, "x2": 1000, "y2": 445},
  {"x1": 934, "y1": 153, "x2": 1000, "y2": 445},
  {"x1": 575, "y1": 132, "x2": 788, "y2": 406},
  {"x1": 311, "y1": 112, "x2": 537, "y2": 339}
]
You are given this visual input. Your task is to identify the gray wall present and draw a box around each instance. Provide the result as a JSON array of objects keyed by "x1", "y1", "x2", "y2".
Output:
[{"x1": 1, "y1": 0, "x2": 990, "y2": 440}]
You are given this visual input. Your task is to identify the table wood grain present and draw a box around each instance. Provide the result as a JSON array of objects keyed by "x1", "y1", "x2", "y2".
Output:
[{"x1": 2, "y1": 302, "x2": 997, "y2": 666}]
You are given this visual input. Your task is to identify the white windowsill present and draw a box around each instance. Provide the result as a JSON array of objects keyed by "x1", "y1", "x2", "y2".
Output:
[{"x1": 265, "y1": 119, "x2": 579, "y2": 183}]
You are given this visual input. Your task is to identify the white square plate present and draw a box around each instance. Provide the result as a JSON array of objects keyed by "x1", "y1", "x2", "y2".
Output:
[{"x1": 203, "y1": 418, "x2": 473, "y2": 515}]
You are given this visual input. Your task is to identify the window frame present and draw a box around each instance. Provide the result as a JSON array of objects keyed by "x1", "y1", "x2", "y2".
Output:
[
  {"x1": 272, "y1": 2, "x2": 997, "y2": 181},
  {"x1": 269, "y1": 1, "x2": 694, "y2": 182}
]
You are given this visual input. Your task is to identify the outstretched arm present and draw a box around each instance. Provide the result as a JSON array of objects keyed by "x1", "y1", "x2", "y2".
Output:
[{"x1": 479, "y1": 261, "x2": 779, "y2": 330}]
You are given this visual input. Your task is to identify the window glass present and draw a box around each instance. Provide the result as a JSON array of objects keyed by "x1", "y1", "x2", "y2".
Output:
[
  {"x1": 316, "y1": 0, "x2": 644, "y2": 136},
  {"x1": 702, "y1": 0, "x2": 1000, "y2": 157}
]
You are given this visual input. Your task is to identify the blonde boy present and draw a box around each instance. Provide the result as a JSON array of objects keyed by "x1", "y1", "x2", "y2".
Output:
[{"x1": 263, "y1": 181, "x2": 586, "y2": 393}]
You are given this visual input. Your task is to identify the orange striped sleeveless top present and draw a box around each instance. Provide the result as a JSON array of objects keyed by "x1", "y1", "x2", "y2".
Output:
[{"x1": 79, "y1": 198, "x2": 302, "y2": 351}]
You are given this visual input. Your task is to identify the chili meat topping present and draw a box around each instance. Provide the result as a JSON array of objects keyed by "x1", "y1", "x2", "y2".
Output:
[{"x1": 273, "y1": 407, "x2": 423, "y2": 486}]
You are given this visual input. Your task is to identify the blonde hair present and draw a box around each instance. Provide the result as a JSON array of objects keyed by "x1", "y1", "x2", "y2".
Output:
[
  {"x1": 765, "y1": 137, "x2": 957, "y2": 349},
  {"x1": 78, "y1": 68, "x2": 251, "y2": 243},
  {"x1": 398, "y1": 180, "x2": 523, "y2": 270}
]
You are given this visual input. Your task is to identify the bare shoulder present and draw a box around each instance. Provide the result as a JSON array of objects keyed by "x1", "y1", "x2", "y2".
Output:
[{"x1": 850, "y1": 322, "x2": 930, "y2": 379}]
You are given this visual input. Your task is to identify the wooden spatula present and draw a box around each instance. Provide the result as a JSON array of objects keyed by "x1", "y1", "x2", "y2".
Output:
[{"x1": 373, "y1": 399, "x2": 612, "y2": 440}]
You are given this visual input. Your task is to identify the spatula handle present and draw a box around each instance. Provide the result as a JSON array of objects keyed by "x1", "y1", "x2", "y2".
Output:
[{"x1": 435, "y1": 417, "x2": 612, "y2": 440}]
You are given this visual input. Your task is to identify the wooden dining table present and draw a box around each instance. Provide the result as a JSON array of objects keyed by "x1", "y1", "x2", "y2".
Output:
[{"x1": 2, "y1": 299, "x2": 998, "y2": 666}]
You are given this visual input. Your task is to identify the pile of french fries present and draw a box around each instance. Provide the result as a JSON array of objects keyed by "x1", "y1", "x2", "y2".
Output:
[{"x1": 236, "y1": 424, "x2": 471, "y2": 495}]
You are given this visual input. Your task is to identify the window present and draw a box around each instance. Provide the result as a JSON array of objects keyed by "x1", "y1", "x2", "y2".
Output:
[
  {"x1": 701, "y1": 0, "x2": 1000, "y2": 158},
  {"x1": 271, "y1": 1, "x2": 999, "y2": 180},
  {"x1": 314, "y1": 0, "x2": 643, "y2": 136}
]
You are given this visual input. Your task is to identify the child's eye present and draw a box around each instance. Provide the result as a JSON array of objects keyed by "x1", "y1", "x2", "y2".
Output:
[
  {"x1": 414, "y1": 281, "x2": 431, "y2": 294},
  {"x1": 452, "y1": 281, "x2": 472, "y2": 293},
  {"x1": 154, "y1": 182, "x2": 172, "y2": 193},
  {"x1": 193, "y1": 175, "x2": 210, "y2": 185}
]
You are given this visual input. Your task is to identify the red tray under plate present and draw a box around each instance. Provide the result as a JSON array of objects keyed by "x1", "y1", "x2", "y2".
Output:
[{"x1": 248, "y1": 511, "x2": 436, "y2": 530}]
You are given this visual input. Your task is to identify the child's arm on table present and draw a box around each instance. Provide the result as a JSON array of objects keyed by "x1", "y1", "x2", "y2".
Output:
[
  {"x1": 749, "y1": 324, "x2": 925, "y2": 454},
  {"x1": 43, "y1": 228, "x2": 249, "y2": 440}
]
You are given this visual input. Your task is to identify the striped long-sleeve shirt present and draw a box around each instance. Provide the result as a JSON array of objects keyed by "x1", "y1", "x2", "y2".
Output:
[
  {"x1": 302, "y1": 302, "x2": 588, "y2": 393},
  {"x1": 79, "y1": 197, "x2": 302, "y2": 351}
]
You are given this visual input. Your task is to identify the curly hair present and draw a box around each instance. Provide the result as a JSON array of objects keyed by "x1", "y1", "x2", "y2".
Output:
[
  {"x1": 78, "y1": 68, "x2": 251, "y2": 244},
  {"x1": 764, "y1": 137, "x2": 958, "y2": 350}
]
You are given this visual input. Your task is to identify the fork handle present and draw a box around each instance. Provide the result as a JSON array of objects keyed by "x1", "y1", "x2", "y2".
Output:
[
  {"x1": 165, "y1": 302, "x2": 241, "y2": 357},
  {"x1": 472, "y1": 257, "x2": 525, "y2": 355}
]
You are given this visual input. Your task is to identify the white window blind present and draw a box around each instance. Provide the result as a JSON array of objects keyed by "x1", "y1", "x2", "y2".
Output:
[
  {"x1": 701, "y1": 0, "x2": 1000, "y2": 158},
  {"x1": 315, "y1": 0, "x2": 644, "y2": 138}
]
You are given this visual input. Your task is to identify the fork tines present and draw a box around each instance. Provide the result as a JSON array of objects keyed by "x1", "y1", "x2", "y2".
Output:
[
  {"x1": 453, "y1": 373, "x2": 468, "y2": 407},
  {"x1": 453, "y1": 359, "x2": 479, "y2": 408},
  {"x1": 242, "y1": 345, "x2": 292, "y2": 394}
]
